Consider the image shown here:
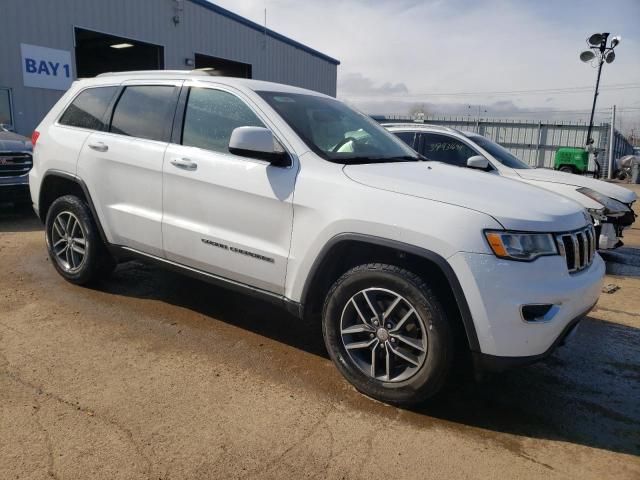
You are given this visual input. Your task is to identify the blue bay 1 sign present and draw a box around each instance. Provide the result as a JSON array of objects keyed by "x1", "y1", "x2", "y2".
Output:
[{"x1": 21, "y1": 44, "x2": 73, "y2": 91}]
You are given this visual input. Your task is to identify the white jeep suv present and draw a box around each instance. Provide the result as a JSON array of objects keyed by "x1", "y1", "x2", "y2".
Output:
[
  {"x1": 30, "y1": 71, "x2": 604, "y2": 405},
  {"x1": 385, "y1": 123, "x2": 637, "y2": 250}
]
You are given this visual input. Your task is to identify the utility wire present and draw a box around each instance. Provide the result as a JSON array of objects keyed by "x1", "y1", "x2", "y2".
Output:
[{"x1": 341, "y1": 83, "x2": 640, "y2": 99}]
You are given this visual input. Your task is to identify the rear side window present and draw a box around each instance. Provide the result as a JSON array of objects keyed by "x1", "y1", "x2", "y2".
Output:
[
  {"x1": 419, "y1": 133, "x2": 477, "y2": 167},
  {"x1": 110, "y1": 85, "x2": 176, "y2": 141},
  {"x1": 182, "y1": 88, "x2": 265, "y2": 153},
  {"x1": 59, "y1": 86, "x2": 117, "y2": 131}
]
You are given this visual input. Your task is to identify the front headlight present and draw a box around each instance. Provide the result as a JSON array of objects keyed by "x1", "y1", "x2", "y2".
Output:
[
  {"x1": 577, "y1": 187, "x2": 627, "y2": 214},
  {"x1": 485, "y1": 231, "x2": 557, "y2": 261}
]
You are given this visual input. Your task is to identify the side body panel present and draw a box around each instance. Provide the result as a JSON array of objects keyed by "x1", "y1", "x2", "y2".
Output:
[
  {"x1": 29, "y1": 84, "x2": 103, "y2": 211},
  {"x1": 162, "y1": 83, "x2": 299, "y2": 294},
  {"x1": 162, "y1": 143, "x2": 297, "y2": 293},
  {"x1": 283, "y1": 151, "x2": 501, "y2": 302},
  {"x1": 76, "y1": 80, "x2": 182, "y2": 256},
  {"x1": 78, "y1": 131, "x2": 168, "y2": 255}
]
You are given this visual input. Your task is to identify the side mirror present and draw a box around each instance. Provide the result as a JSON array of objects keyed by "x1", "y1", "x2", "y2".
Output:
[
  {"x1": 467, "y1": 155, "x2": 489, "y2": 170},
  {"x1": 228, "y1": 126, "x2": 290, "y2": 166}
]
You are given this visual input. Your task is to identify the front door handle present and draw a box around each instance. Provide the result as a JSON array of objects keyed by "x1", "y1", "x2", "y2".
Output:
[
  {"x1": 170, "y1": 157, "x2": 198, "y2": 171},
  {"x1": 88, "y1": 142, "x2": 108, "y2": 152}
]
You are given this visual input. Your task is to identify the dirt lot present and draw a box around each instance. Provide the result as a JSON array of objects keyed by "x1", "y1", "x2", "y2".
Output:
[{"x1": 1, "y1": 186, "x2": 639, "y2": 479}]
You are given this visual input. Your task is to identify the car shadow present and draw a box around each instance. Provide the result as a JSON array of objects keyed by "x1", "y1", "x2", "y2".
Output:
[
  {"x1": 599, "y1": 246, "x2": 640, "y2": 277},
  {"x1": 417, "y1": 315, "x2": 640, "y2": 457},
  {"x1": 100, "y1": 260, "x2": 327, "y2": 357},
  {"x1": 0, "y1": 203, "x2": 42, "y2": 233},
  {"x1": 95, "y1": 259, "x2": 640, "y2": 457}
]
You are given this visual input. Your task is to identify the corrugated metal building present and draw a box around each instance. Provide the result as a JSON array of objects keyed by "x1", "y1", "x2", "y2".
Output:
[{"x1": 0, "y1": 0, "x2": 339, "y2": 135}]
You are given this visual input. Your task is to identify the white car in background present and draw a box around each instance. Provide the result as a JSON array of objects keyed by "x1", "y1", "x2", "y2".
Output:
[{"x1": 386, "y1": 123, "x2": 637, "y2": 249}]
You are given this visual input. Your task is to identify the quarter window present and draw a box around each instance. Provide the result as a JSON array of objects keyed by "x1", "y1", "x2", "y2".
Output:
[
  {"x1": 393, "y1": 131, "x2": 417, "y2": 149},
  {"x1": 182, "y1": 88, "x2": 265, "y2": 153},
  {"x1": 59, "y1": 86, "x2": 117, "y2": 131},
  {"x1": 419, "y1": 133, "x2": 478, "y2": 167},
  {"x1": 110, "y1": 85, "x2": 176, "y2": 141}
]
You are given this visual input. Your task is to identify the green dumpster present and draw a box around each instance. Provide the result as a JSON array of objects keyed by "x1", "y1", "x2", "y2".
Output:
[{"x1": 554, "y1": 147, "x2": 589, "y2": 174}]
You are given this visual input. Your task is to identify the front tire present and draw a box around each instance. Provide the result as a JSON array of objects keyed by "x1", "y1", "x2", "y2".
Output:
[
  {"x1": 559, "y1": 165, "x2": 575, "y2": 174},
  {"x1": 322, "y1": 263, "x2": 453, "y2": 406},
  {"x1": 45, "y1": 195, "x2": 115, "y2": 285}
]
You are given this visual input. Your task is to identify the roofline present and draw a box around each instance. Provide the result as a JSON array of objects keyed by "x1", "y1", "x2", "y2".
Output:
[
  {"x1": 380, "y1": 122, "x2": 462, "y2": 134},
  {"x1": 188, "y1": 0, "x2": 340, "y2": 66},
  {"x1": 96, "y1": 69, "x2": 211, "y2": 78}
]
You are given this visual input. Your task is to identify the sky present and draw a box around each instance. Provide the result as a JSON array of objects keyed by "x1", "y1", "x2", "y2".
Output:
[{"x1": 212, "y1": 0, "x2": 640, "y2": 134}]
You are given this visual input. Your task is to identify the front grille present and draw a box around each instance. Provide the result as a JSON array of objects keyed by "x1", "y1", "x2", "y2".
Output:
[
  {"x1": 556, "y1": 225, "x2": 596, "y2": 273},
  {"x1": 0, "y1": 152, "x2": 33, "y2": 177}
]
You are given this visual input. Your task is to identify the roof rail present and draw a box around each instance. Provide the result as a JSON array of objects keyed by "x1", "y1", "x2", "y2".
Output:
[
  {"x1": 96, "y1": 69, "x2": 212, "y2": 78},
  {"x1": 381, "y1": 122, "x2": 460, "y2": 134}
]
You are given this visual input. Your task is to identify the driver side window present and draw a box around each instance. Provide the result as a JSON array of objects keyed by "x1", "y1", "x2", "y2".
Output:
[
  {"x1": 182, "y1": 88, "x2": 265, "y2": 154},
  {"x1": 419, "y1": 133, "x2": 478, "y2": 167}
]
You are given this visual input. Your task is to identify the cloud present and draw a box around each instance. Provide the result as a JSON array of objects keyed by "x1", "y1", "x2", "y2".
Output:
[
  {"x1": 338, "y1": 73, "x2": 408, "y2": 96},
  {"x1": 213, "y1": 0, "x2": 640, "y2": 125}
]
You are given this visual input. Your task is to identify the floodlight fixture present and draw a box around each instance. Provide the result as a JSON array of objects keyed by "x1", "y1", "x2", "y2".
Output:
[
  {"x1": 580, "y1": 50, "x2": 596, "y2": 62},
  {"x1": 588, "y1": 33, "x2": 604, "y2": 46}
]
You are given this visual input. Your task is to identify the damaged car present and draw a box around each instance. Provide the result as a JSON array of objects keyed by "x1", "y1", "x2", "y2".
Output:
[
  {"x1": 386, "y1": 123, "x2": 637, "y2": 249},
  {"x1": 0, "y1": 128, "x2": 33, "y2": 206}
]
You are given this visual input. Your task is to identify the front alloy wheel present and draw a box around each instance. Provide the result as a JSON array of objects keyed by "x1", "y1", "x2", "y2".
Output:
[
  {"x1": 323, "y1": 263, "x2": 453, "y2": 406},
  {"x1": 340, "y1": 288, "x2": 427, "y2": 382}
]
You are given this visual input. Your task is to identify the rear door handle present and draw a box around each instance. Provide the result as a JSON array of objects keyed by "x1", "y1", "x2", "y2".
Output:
[
  {"x1": 88, "y1": 142, "x2": 108, "y2": 152},
  {"x1": 170, "y1": 157, "x2": 198, "y2": 171}
]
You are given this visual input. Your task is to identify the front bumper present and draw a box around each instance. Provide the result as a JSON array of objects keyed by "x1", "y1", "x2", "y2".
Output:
[
  {"x1": 448, "y1": 251, "x2": 605, "y2": 358},
  {"x1": 595, "y1": 203, "x2": 636, "y2": 250},
  {"x1": 0, "y1": 174, "x2": 30, "y2": 202},
  {"x1": 472, "y1": 302, "x2": 593, "y2": 372}
]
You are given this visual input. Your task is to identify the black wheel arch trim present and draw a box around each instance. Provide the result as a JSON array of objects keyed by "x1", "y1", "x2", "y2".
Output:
[
  {"x1": 39, "y1": 169, "x2": 109, "y2": 246},
  {"x1": 300, "y1": 233, "x2": 481, "y2": 352}
]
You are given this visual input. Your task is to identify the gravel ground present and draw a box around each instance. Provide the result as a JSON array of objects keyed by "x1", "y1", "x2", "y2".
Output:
[{"x1": 1, "y1": 187, "x2": 639, "y2": 479}]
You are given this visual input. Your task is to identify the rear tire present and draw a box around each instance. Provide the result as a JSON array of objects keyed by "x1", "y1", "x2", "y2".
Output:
[
  {"x1": 45, "y1": 195, "x2": 115, "y2": 285},
  {"x1": 616, "y1": 170, "x2": 628, "y2": 181},
  {"x1": 322, "y1": 263, "x2": 453, "y2": 406},
  {"x1": 559, "y1": 165, "x2": 575, "y2": 174}
]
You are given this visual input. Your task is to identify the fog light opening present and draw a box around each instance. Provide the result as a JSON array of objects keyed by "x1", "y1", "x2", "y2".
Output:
[{"x1": 521, "y1": 304, "x2": 557, "y2": 323}]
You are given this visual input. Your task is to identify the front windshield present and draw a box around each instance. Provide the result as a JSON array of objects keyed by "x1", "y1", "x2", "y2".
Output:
[
  {"x1": 257, "y1": 91, "x2": 421, "y2": 164},
  {"x1": 466, "y1": 134, "x2": 531, "y2": 169}
]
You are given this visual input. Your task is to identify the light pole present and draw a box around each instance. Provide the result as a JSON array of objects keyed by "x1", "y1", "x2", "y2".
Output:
[{"x1": 580, "y1": 33, "x2": 620, "y2": 178}]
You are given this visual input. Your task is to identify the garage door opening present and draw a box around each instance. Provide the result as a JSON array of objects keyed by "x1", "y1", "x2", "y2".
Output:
[
  {"x1": 0, "y1": 88, "x2": 13, "y2": 129},
  {"x1": 194, "y1": 53, "x2": 251, "y2": 78},
  {"x1": 75, "y1": 28, "x2": 164, "y2": 78}
]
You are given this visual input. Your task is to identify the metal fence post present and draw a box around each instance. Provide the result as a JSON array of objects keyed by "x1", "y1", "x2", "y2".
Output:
[
  {"x1": 608, "y1": 105, "x2": 616, "y2": 179},
  {"x1": 536, "y1": 122, "x2": 546, "y2": 167}
]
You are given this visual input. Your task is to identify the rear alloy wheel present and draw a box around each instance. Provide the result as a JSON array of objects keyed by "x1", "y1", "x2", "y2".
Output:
[
  {"x1": 323, "y1": 264, "x2": 453, "y2": 406},
  {"x1": 50, "y1": 211, "x2": 87, "y2": 273},
  {"x1": 45, "y1": 195, "x2": 115, "y2": 285}
]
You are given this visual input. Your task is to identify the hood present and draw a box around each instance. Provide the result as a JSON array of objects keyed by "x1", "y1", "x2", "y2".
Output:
[
  {"x1": 0, "y1": 132, "x2": 32, "y2": 152},
  {"x1": 513, "y1": 168, "x2": 636, "y2": 204},
  {"x1": 343, "y1": 161, "x2": 590, "y2": 232}
]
